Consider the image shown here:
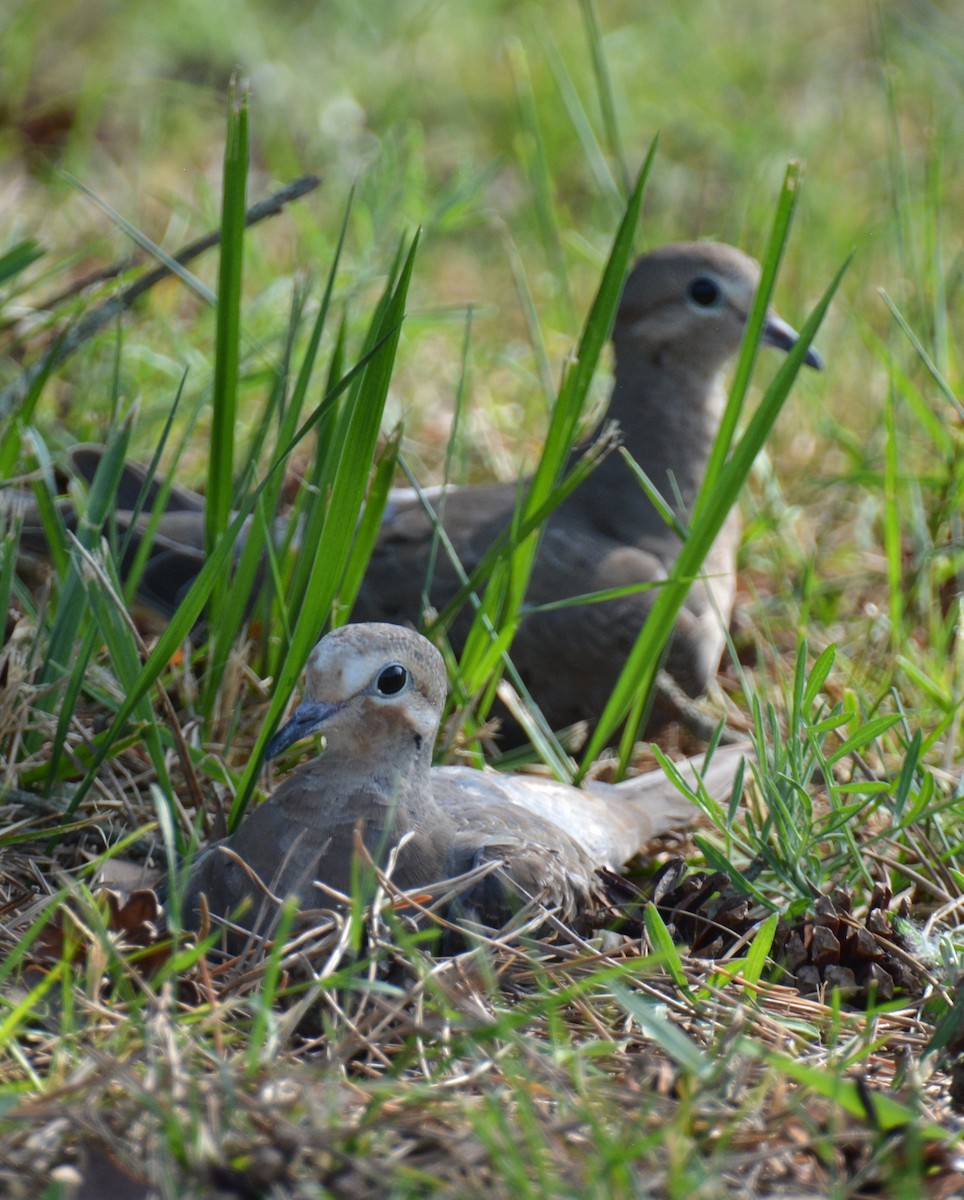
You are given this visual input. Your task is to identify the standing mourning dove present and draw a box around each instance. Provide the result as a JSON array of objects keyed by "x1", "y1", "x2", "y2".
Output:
[
  {"x1": 7, "y1": 243, "x2": 821, "y2": 737},
  {"x1": 173, "y1": 622, "x2": 748, "y2": 945}
]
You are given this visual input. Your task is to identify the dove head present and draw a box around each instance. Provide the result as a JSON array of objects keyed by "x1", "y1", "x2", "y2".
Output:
[
  {"x1": 614, "y1": 241, "x2": 822, "y2": 378},
  {"x1": 266, "y1": 623, "x2": 447, "y2": 763}
]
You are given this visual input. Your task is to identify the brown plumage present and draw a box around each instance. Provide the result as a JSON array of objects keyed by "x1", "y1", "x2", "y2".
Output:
[
  {"x1": 7, "y1": 243, "x2": 821, "y2": 739},
  {"x1": 173, "y1": 622, "x2": 748, "y2": 946},
  {"x1": 354, "y1": 243, "x2": 820, "y2": 735}
]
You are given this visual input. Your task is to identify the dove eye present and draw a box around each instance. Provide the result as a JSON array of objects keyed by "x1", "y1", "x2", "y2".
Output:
[
  {"x1": 375, "y1": 664, "x2": 409, "y2": 696},
  {"x1": 688, "y1": 276, "x2": 722, "y2": 308}
]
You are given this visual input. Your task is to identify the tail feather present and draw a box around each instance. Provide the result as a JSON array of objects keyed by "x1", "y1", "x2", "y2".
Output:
[{"x1": 433, "y1": 742, "x2": 750, "y2": 872}]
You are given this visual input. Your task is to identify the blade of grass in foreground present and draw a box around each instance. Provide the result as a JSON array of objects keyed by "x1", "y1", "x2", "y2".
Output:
[
  {"x1": 452, "y1": 146, "x2": 654, "y2": 754},
  {"x1": 69, "y1": 538, "x2": 174, "y2": 802},
  {"x1": 748, "y1": 1044, "x2": 947, "y2": 1138},
  {"x1": 279, "y1": 226, "x2": 400, "y2": 648},
  {"x1": 204, "y1": 78, "x2": 249, "y2": 675},
  {"x1": 61, "y1": 306, "x2": 408, "y2": 822},
  {"x1": 239, "y1": 192, "x2": 355, "y2": 691},
  {"x1": 697, "y1": 164, "x2": 805, "y2": 510},
  {"x1": 0, "y1": 240, "x2": 46, "y2": 475},
  {"x1": 36, "y1": 411, "x2": 136, "y2": 696},
  {"x1": 228, "y1": 232, "x2": 421, "y2": 828},
  {"x1": 205, "y1": 77, "x2": 248, "y2": 561},
  {"x1": 119, "y1": 376, "x2": 199, "y2": 610},
  {"x1": 579, "y1": 170, "x2": 849, "y2": 777}
]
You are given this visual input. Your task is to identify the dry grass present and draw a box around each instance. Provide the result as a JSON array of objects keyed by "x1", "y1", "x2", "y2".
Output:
[
  {"x1": 3, "y1": 1, "x2": 964, "y2": 1196},
  {"x1": 0, "y1": 680, "x2": 961, "y2": 1197}
]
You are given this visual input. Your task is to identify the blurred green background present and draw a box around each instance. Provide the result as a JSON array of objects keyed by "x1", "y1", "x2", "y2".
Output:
[
  {"x1": 2, "y1": 9, "x2": 963, "y2": 1186},
  {"x1": 2, "y1": 0, "x2": 962, "y2": 623}
]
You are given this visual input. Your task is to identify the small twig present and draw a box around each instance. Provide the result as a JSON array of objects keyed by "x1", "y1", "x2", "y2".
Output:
[
  {"x1": 0, "y1": 173, "x2": 321, "y2": 421},
  {"x1": 27, "y1": 255, "x2": 140, "y2": 317}
]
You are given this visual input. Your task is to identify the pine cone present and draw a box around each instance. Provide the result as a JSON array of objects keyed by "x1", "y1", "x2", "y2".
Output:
[
  {"x1": 773, "y1": 885, "x2": 922, "y2": 1003},
  {"x1": 600, "y1": 859, "x2": 764, "y2": 957},
  {"x1": 601, "y1": 866, "x2": 925, "y2": 1005}
]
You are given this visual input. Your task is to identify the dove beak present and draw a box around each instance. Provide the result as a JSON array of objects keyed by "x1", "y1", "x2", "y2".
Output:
[
  {"x1": 265, "y1": 700, "x2": 342, "y2": 759},
  {"x1": 762, "y1": 312, "x2": 824, "y2": 370}
]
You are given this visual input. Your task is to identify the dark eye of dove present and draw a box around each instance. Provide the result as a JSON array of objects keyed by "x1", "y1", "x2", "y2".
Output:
[
  {"x1": 375, "y1": 663, "x2": 409, "y2": 696},
  {"x1": 687, "y1": 275, "x2": 722, "y2": 308}
]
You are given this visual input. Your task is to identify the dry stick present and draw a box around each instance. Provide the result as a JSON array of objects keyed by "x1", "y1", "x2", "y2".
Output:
[
  {"x1": 25, "y1": 256, "x2": 140, "y2": 318},
  {"x1": 0, "y1": 174, "x2": 321, "y2": 422}
]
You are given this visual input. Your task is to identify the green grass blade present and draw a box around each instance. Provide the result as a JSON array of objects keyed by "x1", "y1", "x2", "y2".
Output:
[
  {"x1": 579, "y1": 235, "x2": 850, "y2": 776},
  {"x1": 335, "y1": 429, "x2": 401, "y2": 623},
  {"x1": 205, "y1": 77, "x2": 249, "y2": 557},
  {"x1": 61, "y1": 322, "x2": 400, "y2": 817},
  {"x1": 455, "y1": 148, "x2": 653, "y2": 731},
  {"x1": 0, "y1": 238, "x2": 44, "y2": 286},
  {"x1": 538, "y1": 24, "x2": 622, "y2": 215},
  {"x1": 742, "y1": 912, "x2": 779, "y2": 984},
  {"x1": 577, "y1": 0, "x2": 630, "y2": 195},
  {"x1": 70, "y1": 537, "x2": 173, "y2": 796},
  {"x1": 883, "y1": 380, "x2": 904, "y2": 644},
  {"x1": 610, "y1": 980, "x2": 709, "y2": 1077},
  {"x1": 63, "y1": 176, "x2": 215, "y2": 306},
  {"x1": 643, "y1": 903, "x2": 689, "y2": 992},
  {"x1": 507, "y1": 36, "x2": 574, "y2": 321},
  {"x1": 751, "y1": 1045, "x2": 946, "y2": 1137},
  {"x1": 696, "y1": 162, "x2": 801, "y2": 516},
  {"x1": 38, "y1": 410, "x2": 136, "y2": 694},
  {"x1": 229, "y1": 232, "x2": 421, "y2": 827}
]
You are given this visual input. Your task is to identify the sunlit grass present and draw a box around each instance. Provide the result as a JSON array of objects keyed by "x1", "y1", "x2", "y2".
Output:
[{"x1": 1, "y1": 0, "x2": 963, "y2": 1195}]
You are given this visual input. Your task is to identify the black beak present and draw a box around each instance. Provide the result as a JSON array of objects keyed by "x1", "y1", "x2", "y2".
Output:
[
  {"x1": 265, "y1": 700, "x2": 341, "y2": 759},
  {"x1": 762, "y1": 312, "x2": 823, "y2": 370}
]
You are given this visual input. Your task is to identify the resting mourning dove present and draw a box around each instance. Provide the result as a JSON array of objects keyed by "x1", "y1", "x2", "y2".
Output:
[
  {"x1": 7, "y1": 243, "x2": 821, "y2": 737},
  {"x1": 354, "y1": 242, "x2": 821, "y2": 736},
  {"x1": 172, "y1": 622, "x2": 748, "y2": 945},
  {"x1": 8, "y1": 446, "x2": 235, "y2": 619}
]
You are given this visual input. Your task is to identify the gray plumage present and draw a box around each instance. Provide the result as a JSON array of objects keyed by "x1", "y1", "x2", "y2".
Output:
[
  {"x1": 6, "y1": 243, "x2": 821, "y2": 739},
  {"x1": 354, "y1": 243, "x2": 820, "y2": 733},
  {"x1": 174, "y1": 622, "x2": 748, "y2": 945}
]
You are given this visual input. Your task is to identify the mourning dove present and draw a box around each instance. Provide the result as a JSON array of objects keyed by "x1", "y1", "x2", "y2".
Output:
[
  {"x1": 8, "y1": 446, "x2": 249, "y2": 619},
  {"x1": 173, "y1": 622, "x2": 748, "y2": 945},
  {"x1": 355, "y1": 243, "x2": 821, "y2": 738},
  {"x1": 7, "y1": 243, "x2": 821, "y2": 737}
]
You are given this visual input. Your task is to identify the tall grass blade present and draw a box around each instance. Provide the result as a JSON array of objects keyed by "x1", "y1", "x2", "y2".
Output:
[
  {"x1": 883, "y1": 381, "x2": 904, "y2": 643},
  {"x1": 206, "y1": 77, "x2": 249, "y2": 595},
  {"x1": 453, "y1": 148, "x2": 653, "y2": 745},
  {"x1": 229, "y1": 233, "x2": 421, "y2": 827},
  {"x1": 579, "y1": 177, "x2": 848, "y2": 776},
  {"x1": 507, "y1": 37, "x2": 574, "y2": 321},
  {"x1": 577, "y1": 0, "x2": 630, "y2": 195},
  {"x1": 38, "y1": 411, "x2": 136, "y2": 694},
  {"x1": 62, "y1": 319, "x2": 403, "y2": 819},
  {"x1": 538, "y1": 25, "x2": 622, "y2": 216}
]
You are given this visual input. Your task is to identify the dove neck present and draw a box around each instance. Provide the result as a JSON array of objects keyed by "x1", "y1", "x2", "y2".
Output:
[
  {"x1": 602, "y1": 347, "x2": 728, "y2": 512},
  {"x1": 322, "y1": 727, "x2": 439, "y2": 815}
]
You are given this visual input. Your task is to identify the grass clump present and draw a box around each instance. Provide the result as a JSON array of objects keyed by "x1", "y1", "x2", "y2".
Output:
[{"x1": 1, "y1": 2, "x2": 964, "y2": 1196}]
